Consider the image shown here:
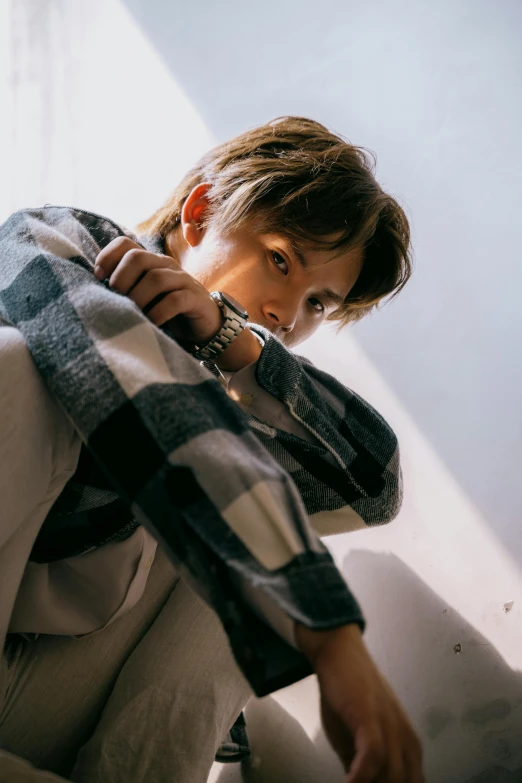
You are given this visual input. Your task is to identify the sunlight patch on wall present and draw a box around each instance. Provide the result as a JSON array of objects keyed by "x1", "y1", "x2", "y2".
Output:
[{"x1": 1, "y1": 0, "x2": 214, "y2": 228}]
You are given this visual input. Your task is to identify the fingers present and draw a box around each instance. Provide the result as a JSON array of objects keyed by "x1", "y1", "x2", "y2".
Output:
[
  {"x1": 94, "y1": 236, "x2": 179, "y2": 291},
  {"x1": 382, "y1": 724, "x2": 406, "y2": 783},
  {"x1": 146, "y1": 290, "x2": 193, "y2": 327},
  {"x1": 124, "y1": 268, "x2": 183, "y2": 311},
  {"x1": 112, "y1": 251, "x2": 178, "y2": 294},
  {"x1": 344, "y1": 724, "x2": 424, "y2": 783},
  {"x1": 94, "y1": 237, "x2": 222, "y2": 346},
  {"x1": 321, "y1": 698, "x2": 356, "y2": 772},
  {"x1": 344, "y1": 726, "x2": 386, "y2": 783},
  {"x1": 387, "y1": 709, "x2": 423, "y2": 783},
  {"x1": 95, "y1": 236, "x2": 143, "y2": 278}
]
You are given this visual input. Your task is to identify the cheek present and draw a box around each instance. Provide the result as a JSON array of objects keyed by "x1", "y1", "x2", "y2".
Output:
[
  {"x1": 184, "y1": 248, "x2": 229, "y2": 289},
  {"x1": 209, "y1": 256, "x2": 263, "y2": 302}
]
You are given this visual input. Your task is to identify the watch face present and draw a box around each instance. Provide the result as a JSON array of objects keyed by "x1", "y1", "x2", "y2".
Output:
[{"x1": 219, "y1": 292, "x2": 248, "y2": 320}]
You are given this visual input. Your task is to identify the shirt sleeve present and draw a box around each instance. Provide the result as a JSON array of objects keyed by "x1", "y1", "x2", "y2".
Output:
[
  {"x1": 0, "y1": 206, "x2": 365, "y2": 696},
  {"x1": 248, "y1": 324, "x2": 403, "y2": 535}
]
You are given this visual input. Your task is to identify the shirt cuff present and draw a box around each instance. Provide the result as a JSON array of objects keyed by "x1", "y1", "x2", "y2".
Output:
[{"x1": 231, "y1": 572, "x2": 299, "y2": 649}]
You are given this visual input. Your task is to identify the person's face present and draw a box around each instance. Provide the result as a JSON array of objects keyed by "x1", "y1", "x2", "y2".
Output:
[{"x1": 165, "y1": 185, "x2": 364, "y2": 349}]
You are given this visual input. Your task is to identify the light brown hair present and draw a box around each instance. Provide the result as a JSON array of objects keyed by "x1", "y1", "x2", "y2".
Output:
[{"x1": 137, "y1": 116, "x2": 412, "y2": 327}]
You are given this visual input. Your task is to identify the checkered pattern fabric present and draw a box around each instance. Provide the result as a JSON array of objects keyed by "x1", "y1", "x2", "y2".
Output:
[{"x1": 0, "y1": 206, "x2": 402, "y2": 697}]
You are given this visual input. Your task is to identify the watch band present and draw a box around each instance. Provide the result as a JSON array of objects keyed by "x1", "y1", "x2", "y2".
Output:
[{"x1": 192, "y1": 292, "x2": 248, "y2": 362}]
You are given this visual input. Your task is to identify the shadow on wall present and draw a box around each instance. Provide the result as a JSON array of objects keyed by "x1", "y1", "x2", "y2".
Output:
[
  {"x1": 216, "y1": 551, "x2": 522, "y2": 783},
  {"x1": 120, "y1": 0, "x2": 522, "y2": 561}
]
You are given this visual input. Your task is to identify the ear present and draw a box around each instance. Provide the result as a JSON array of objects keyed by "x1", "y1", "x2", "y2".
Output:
[{"x1": 180, "y1": 183, "x2": 212, "y2": 247}]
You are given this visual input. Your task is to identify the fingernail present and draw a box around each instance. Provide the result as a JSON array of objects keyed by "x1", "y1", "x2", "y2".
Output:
[{"x1": 94, "y1": 265, "x2": 105, "y2": 280}]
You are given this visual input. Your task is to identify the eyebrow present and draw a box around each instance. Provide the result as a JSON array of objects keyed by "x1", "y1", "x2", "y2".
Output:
[
  {"x1": 288, "y1": 242, "x2": 347, "y2": 308},
  {"x1": 318, "y1": 288, "x2": 347, "y2": 307}
]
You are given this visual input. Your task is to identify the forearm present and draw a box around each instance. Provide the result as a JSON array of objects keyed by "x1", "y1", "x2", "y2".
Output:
[
  {"x1": 294, "y1": 620, "x2": 363, "y2": 667},
  {"x1": 215, "y1": 326, "x2": 263, "y2": 371}
]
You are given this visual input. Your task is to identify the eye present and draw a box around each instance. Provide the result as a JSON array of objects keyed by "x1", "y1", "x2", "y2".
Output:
[
  {"x1": 271, "y1": 251, "x2": 288, "y2": 274},
  {"x1": 309, "y1": 298, "x2": 325, "y2": 313}
]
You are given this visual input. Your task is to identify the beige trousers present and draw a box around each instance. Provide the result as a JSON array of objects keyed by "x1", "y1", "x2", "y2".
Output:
[{"x1": 0, "y1": 324, "x2": 252, "y2": 782}]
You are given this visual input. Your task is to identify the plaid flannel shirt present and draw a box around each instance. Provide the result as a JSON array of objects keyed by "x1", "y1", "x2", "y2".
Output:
[{"x1": 0, "y1": 206, "x2": 402, "y2": 697}]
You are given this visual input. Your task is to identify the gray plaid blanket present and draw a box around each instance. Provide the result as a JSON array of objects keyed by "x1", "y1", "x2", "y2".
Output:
[{"x1": 0, "y1": 206, "x2": 402, "y2": 698}]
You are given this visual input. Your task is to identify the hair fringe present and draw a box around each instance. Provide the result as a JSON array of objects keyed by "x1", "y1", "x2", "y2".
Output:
[{"x1": 137, "y1": 116, "x2": 412, "y2": 326}]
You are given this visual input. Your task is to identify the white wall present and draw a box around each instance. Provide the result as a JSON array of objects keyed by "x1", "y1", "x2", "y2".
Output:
[{"x1": 3, "y1": 1, "x2": 522, "y2": 781}]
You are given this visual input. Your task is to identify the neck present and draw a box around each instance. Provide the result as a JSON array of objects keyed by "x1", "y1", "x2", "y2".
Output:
[{"x1": 164, "y1": 228, "x2": 186, "y2": 267}]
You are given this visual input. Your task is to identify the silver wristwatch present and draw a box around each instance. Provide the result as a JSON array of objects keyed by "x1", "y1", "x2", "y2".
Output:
[{"x1": 192, "y1": 291, "x2": 248, "y2": 362}]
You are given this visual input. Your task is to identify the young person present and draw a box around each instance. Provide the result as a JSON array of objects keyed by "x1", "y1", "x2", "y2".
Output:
[{"x1": 0, "y1": 117, "x2": 423, "y2": 783}]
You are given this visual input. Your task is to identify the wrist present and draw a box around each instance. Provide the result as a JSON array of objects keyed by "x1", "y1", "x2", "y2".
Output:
[
  {"x1": 215, "y1": 327, "x2": 262, "y2": 371},
  {"x1": 294, "y1": 622, "x2": 364, "y2": 668}
]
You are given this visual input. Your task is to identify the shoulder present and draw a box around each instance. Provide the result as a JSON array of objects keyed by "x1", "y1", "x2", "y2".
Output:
[{"x1": 300, "y1": 354, "x2": 398, "y2": 450}]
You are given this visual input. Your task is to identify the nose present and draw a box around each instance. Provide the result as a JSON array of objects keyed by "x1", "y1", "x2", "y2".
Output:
[{"x1": 260, "y1": 301, "x2": 297, "y2": 336}]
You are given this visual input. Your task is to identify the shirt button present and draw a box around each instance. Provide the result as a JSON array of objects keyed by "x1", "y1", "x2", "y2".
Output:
[
  {"x1": 145, "y1": 557, "x2": 154, "y2": 569},
  {"x1": 240, "y1": 393, "x2": 254, "y2": 405}
]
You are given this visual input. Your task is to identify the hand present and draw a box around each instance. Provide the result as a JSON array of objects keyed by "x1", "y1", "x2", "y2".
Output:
[
  {"x1": 295, "y1": 623, "x2": 424, "y2": 783},
  {"x1": 94, "y1": 236, "x2": 223, "y2": 350}
]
